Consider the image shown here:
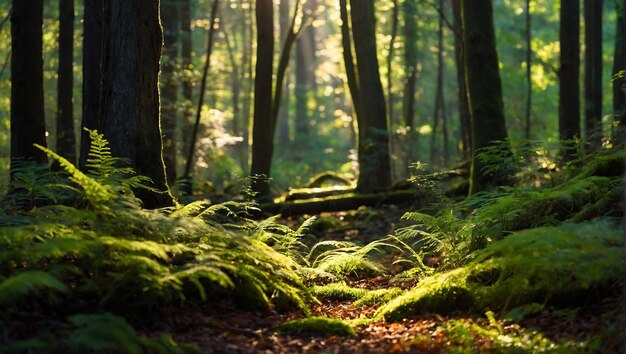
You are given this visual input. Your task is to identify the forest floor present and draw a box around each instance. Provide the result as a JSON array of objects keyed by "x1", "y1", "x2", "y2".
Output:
[{"x1": 143, "y1": 206, "x2": 620, "y2": 353}]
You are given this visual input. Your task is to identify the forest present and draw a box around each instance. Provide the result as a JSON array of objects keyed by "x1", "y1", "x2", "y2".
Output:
[{"x1": 0, "y1": 0, "x2": 625, "y2": 352}]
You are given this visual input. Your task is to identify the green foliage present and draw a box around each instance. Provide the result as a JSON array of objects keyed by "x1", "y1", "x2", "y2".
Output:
[
  {"x1": 353, "y1": 287, "x2": 403, "y2": 307},
  {"x1": 377, "y1": 219, "x2": 624, "y2": 320},
  {"x1": 307, "y1": 239, "x2": 390, "y2": 278},
  {"x1": 424, "y1": 311, "x2": 584, "y2": 353},
  {"x1": 276, "y1": 316, "x2": 356, "y2": 336},
  {"x1": 0, "y1": 133, "x2": 316, "y2": 351}
]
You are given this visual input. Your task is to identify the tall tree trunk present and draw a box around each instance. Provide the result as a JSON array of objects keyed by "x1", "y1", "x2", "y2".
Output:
[
  {"x1": 180, "y1": 0, "x2": 194, "y2": 156},
  {"x1": 462, "y1": 0, "x2": 510, "y2": 195},
  {"x1": 161, "y1": 0, "x2": 179, "y2": 184},
  {"x1": 351, "y1": 0, "x2": 392, "y2": 192},
  {"x1": 295, "y1": 32, "x2": 310, "y2": 149},
  {"x1": 584, "y1": 0, "x2": 603, "y2": 149},
  {"x1": 613, "y1": 0, "x2": 625, "y2": 139},
  {"x1": 80, "y1": 0, "x2": 103, "y2": 170},
  {"x1": 56, "y1": 0, "x2": 76, "y2": 166},
  {"x1": 559, "y1": 0, "x2": 581, "y2": 160},
  {"x1": 402, "y1": 0, "x2": 418, "y2": 175},
  {"x1": 250, "y1": 0, "x2": 275, "y2": 199},
  {"x1": 99, "y1": 0, "x2": 173, "y2": 208},
  {"x1": 525, "y1": 0, "x2": 532, "y2": 140},
  {"x1": 10, "y1": 0, "x2": 48, "y2": 176},
  {"x1": 452, "y1": 0, "x2": 471, "y2": 161}
]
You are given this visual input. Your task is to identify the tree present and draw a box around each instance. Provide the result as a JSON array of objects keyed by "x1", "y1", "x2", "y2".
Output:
[
  {"x1": 583, "y1": 0, "x2": 603, "y2": 149},
  {"x1": 180, "y1": 0, "x2": 194, "y2": 155},
  {"x1": 278, "y1": 0, "x2": 292, "y2": 147},
  {"x1": 559, "y1": 0, "x2": 581, "y2": 160},
  {"x1": 431, "y1": 0, "x2": 448, "y2": 167},
  {"x1": 612, "y1": 0, "x2": 625, "y2": 138},
  {"x1": 452, "y1": 0, "x2": 471, "y2": 161},
  {"x1": 250, "y1": 0, "x2": 275, "y2": 199},
  {"x1": 10, "y1": 0, "x2": 48, "y2": 177},
  {"x1": 79, "y1": 0, "x2": 103, "y2": 170},
  {"x1": 56, "y1": 0, "x2": 76, "y2": 165},
  {"x1": 402, "y1": 0, "x2": 419, "y2": 171},
  {"x1": 351, "y1": 0, "x2": 392, "y2": 192},
  {"x1": 161, "y1": 0, "x2": 180, "y2": 184},
  {"x1": 524, "y1": 0, "x2": 532, "y2": 139},
  {"x1": 462, "y1": 0, "x2": 510, "y2": 195},
  {"x1": 98, "y1": 0, "x2": 173, "y2": 208}
]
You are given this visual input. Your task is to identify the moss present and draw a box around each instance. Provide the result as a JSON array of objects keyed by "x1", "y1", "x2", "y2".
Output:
[
  {"x1": 574, "y1": 151, "x2": 624, "y2": 179},
  {"x1": 310, "y1": 282, "x2": 369, "y2": 301},
  {"x1": 276, "y1": 316, "x2": 356, "y2": 336},
  {"x1": 377, "y1": 219, "x2": 624, "y2": 320},
  {"x1": 353, "y1": 287, "x2": 404, "y2": 307}
]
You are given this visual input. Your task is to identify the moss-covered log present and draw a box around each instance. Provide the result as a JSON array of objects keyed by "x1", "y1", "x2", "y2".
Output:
[{"x1": 261, "y1": 190, "x2": 429, "y2": 216}]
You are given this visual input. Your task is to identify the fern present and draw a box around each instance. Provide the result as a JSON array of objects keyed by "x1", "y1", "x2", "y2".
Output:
[{"x1": 0, "y1": 271, "x2": 68, "y2": 306}]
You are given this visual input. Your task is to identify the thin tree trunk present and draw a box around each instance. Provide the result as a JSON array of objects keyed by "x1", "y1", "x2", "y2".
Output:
[
  {"x1": 525, "y1": 0, "x2": 532, "y2": 140},
  {"x1": 278, "y1": 0, "x2": 291, "y2": 146},
  {"x1": 402, "y1": 0, "x2": 418, "y2": 175},
  {"x1": 462, "y1": 0, "x2": 510, "y2": 195},
  {"x1": 351, "y1": 0, "x2": 392, "y2": 192},
  {"x1": 79, "y1": 0, "x2": 102, "y2": 170},
  {"x1": 452, "y1": 0, "x2": 471, "y2": 161},
  {"x1": 613, "y1": 0, "x2": 625, "y2": 139},
  {"x1": 387, "y1": 0, "x2": 399, "y2": 128},
  {"x1": 180, "y1": 0, "x2": 194, "y2": 155},
  {"x1": 250, "y1": 0, "x2": 275, "y2": 199},
  {"x1": 584, "y1": 0, "x2": 603, "y2": 149},
  {"x1": 10, "y1": 0, "x2": 48, "y2": 176},
  {"x1": 559, "y1": 0, "x2": 581, "y2": 160},
  {"x1": 431, "y1": 2, "x2": 445, "y2": 167},
  {"x1": 183, "y1": 0, "x2": 220, "y2": 180},
  {"x1": 56, "y1": 0, "x2": 76, "y2": 165},
  {"x1": 99, "y1": 0, "x2": 173, "y2": 208},
  {"x1": 339, "y1": 0, "x2": 362, "y2": 126},
  {"x1": 161, "y1": 0, "x2": 179, "y2": 184}
]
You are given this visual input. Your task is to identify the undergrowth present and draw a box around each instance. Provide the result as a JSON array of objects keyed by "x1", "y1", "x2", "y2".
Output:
[{"x1": 0, "y1": 130, "x2": 314, "y2": 352}]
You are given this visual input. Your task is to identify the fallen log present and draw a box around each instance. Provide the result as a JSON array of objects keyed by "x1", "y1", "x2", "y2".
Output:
[{"x1": 260, "y1": 189, "x2": 430, "y2": 216}]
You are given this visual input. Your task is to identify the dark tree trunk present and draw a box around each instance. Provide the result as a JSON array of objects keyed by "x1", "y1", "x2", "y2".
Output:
[
  {"x1": 559, "y1": 0, "x2": 581, "y2": 160},
  {"x1": 99, "y1": 0, "x2": 173, "y2": 208},
  {"x1": 613, "y1": 0, "x2": 625, "y2": 138},
  {"x1": 351, "y1": 0, "x2": 392, "y2": 192},
  {"x1": 10, "y1": 0, "x2": 48, "y2": 176},
  {"x1": 250, "y1": 0, "x2": 275, "y2": 200},
  {"x1": 452, "y1": 0, "x2": 471, "y2": 161},
  {"x1": 402, "y1": 0, "x2": 418, "y2": 174},
  {"x1": 295, "y1": 33, "x2": 310, "y2": 148},
  {"x1": 80, "y1": 0, "x2": 103, "y2": 170},
  {"x1": 339, "y1": 0, "x2": 362, "y2": 127},
  {"x1": 161, "y1": 0, "x2": 179, "y2": 184},
  {"x1": 525, "y1": 0, "x2": 532, "y2": 140},
  {"x1": 387, "y1": 0, "x2": 399, "y2": 127},
  {"x1": 56, "y1": 0, "x2": 76, "y2": 165},
  {"x1": 462, "y1": 0, "x2": 510, "y2": 195},
  {"x1": 584, "y1": 0, "x2": 603, "y2": 149}
]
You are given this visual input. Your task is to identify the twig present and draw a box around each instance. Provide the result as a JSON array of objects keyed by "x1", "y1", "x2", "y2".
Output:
[
  {"x1": 0, "y1": 7, "x2": 11, "y2": 34},
  {"x1": 0, "y1": 51, "x2": 10, "y2": 79}
]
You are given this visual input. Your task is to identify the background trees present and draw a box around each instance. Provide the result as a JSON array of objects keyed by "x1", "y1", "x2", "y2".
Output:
[{"x1": 0, "y1": 0, "x2": 623, "y2": 199}]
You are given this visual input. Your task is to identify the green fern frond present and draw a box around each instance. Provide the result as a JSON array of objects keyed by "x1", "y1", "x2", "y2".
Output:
[{"x1": 0, "y1": 271, "x2": 68, "y2": 306}]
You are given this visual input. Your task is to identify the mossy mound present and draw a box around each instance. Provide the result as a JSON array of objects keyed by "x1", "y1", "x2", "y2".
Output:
[
  {"x1": 353, "y1": 287, "x2": 404, "y2": 307},
  {"x1": 276, "y1": 316, "x2": 356, "y2": 336},
  {"x1": 377, "y1": 219, "x2": 623, "y2": 321},
  {"x1": 310, "y1": 282, "x2": 369, "y2": 301}
]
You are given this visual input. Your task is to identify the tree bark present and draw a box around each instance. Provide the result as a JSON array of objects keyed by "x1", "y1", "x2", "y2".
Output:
[
  {"x1": 387, "y1": 0, "x2": 399, "y2": 128},
  {"x1": 161, "y1": 0, "x2": 179, "y2": 184},
  {"x1": 584, "y1": 0, "x2": 603, "y2": 149},
  {"x1": 431, "y1": 0, "x2": 447, "y2": 167},
  {"x1": 559, "y1": 0, "x2": 581, "y2": 160},
  {"x1": 250, "y1": 0, "x2": 275, "y2": 200},
  {"x1": 278, "y1": 0, "x2": 292, "y2": 147},
  {"x1": 99, "y1": 0, "x2": 173, "y2": 208},
  {"x1": 10, "y1": 0, "x2": 48, "y2": 176},
  {"x1": 56, "y1": 0, "x2": 76, "y2": 166},
  {"x1": 462, "y1": 0, "x2": 511, "y2": 195},
  {"x1": 351, "y1": 0, "x2": 392, "y2": 193}
]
